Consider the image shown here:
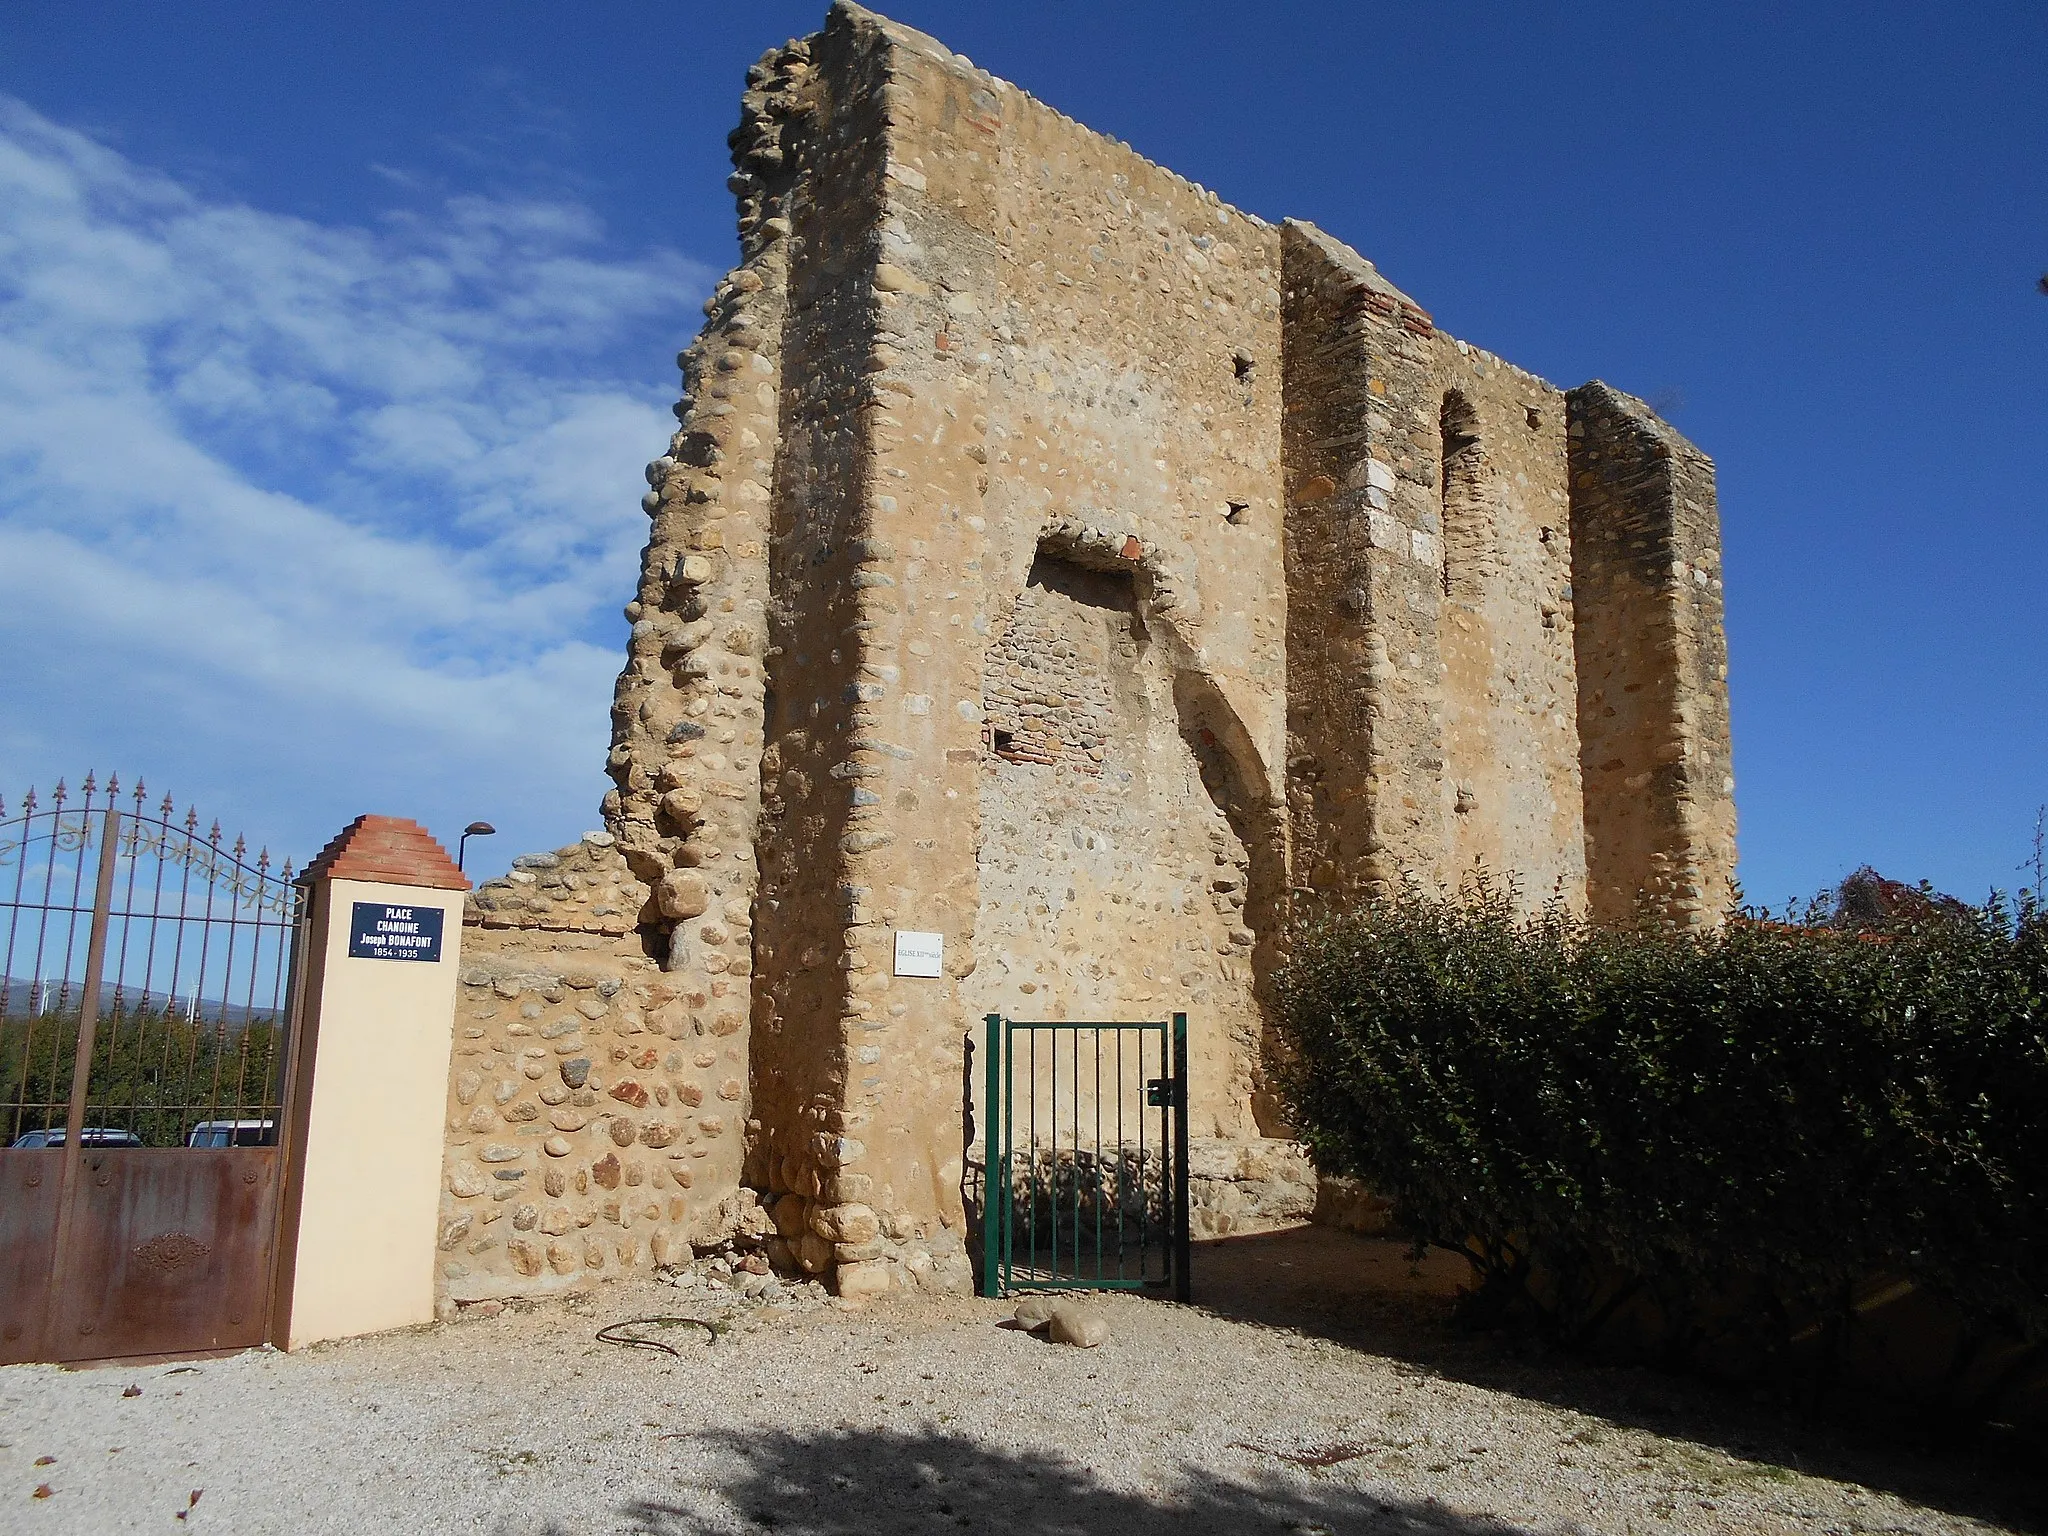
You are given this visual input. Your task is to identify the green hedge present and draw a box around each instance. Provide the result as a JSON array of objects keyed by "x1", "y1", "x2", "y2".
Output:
[{"x1": 1273, "y1": 883, "x2": 2048, "y2": 1412}]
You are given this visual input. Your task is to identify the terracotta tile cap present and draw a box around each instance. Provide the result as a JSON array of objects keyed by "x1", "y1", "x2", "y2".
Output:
[{"x1": 299, "y1": 815, "x2": 470, "y2": 891}]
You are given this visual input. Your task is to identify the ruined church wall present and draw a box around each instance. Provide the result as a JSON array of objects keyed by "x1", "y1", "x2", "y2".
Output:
[
  {"x1": 1280, "y1": 223, "x2": 1587, "y2": 910},
  {"x1": 1430, "y1": 343, "x2": 1586, "y2": 904},
  {"x1": 1282, "y1": 223, "x2": 1450, "y2": 901},
  {"x1": 732, "y1": 5, "x2": 1299, "y2": 1299},
  {"x1": 857, "y1": 12, "x2": 1290, "y2": 1171},
  {"x1": 428, "y1": 2, "x2": 1738, "y2": 1306},
  {"x1": 1567, "y1": 382, "x2": 1735, "y2": 926}
]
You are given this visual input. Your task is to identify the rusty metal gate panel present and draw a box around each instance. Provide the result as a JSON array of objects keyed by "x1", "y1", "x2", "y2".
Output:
[
  {"x1": 50, "y1": 1148, "x2": 280, "y2": 1358},
  {"x1": 0, "y1": 1151, "x2": 61, "y2": 1363},
  {"x1": 1, "y1": 773, "x2": 303, "y2": 1365}
]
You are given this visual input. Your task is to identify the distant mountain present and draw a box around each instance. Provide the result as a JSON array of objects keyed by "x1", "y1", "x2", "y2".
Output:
[{"x1": 0, "y1": 975, "x2": 282, "y2": 1027}]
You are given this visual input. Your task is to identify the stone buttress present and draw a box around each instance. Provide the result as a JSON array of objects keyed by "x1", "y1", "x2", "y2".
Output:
[{"x1": 1567, "y1": 383, "x2": 1736, "y2": 926}]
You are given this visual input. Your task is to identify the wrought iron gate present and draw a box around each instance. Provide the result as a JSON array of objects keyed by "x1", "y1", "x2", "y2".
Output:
[
  {"x1": 0, "y1": 774, "x2": 304, "y2": 1364},
  {"x1": 979, "y1": 1013, "x2": 1190, "y2": 1302}
]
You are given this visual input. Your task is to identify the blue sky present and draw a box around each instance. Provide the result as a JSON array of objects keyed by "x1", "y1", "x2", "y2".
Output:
[{"x1": 1, "y1": 1, "x2": 2043, "y2": 906}]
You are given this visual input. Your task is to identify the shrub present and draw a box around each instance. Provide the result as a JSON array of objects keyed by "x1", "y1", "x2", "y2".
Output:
[{"x1": 1273, "y1": 880, "x2": 2048, "y2": 1415}]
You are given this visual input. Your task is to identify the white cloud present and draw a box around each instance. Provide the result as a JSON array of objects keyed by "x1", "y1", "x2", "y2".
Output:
[{"x1": 0, "y1": 95, "x2": 717, "y2": 871}]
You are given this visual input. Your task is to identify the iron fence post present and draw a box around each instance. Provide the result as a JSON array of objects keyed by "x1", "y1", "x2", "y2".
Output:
[
  {"x1": 59, "y1": 807, "x2": 120, "y2": 1150},
  {"x1": 264, "y1": 881, "x2": 315, "y2": 1345},
  {"x1": 980, "y1": 1013, "x2": 1001, "y2": 1298},
  {"x1": 1172, "y1": 1011, "x2": 1191, "y2": 1304},
  {"x1": 45, "y1": 806, "x2": 120, "y2": 1355}
]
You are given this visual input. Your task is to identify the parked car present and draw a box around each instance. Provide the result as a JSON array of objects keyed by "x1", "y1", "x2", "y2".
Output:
[
  {"x1": 185, "y1": 1119, "x2": 277, "y2": 1148},
  {"x1": 8, "y1": 1127, "x2": 144, "y2": 1148}
]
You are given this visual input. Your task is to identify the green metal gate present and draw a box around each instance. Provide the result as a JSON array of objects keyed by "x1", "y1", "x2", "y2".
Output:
[{"x1": 979, "y1": 1012, "x2": 1190, "y2": 1302}]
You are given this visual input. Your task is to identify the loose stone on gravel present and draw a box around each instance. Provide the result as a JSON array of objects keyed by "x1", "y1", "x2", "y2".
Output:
[{"x1": 1046, "y1": 1302, "x2": 1110, "y2": 1348}]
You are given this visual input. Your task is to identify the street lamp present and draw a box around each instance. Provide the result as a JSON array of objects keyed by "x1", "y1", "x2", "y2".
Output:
[{"x1": 458, "y1": 821, "x2": 496, "y2": 872}]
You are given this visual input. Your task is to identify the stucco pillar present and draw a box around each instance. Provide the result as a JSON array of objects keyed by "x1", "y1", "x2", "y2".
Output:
[{"x1": 271, "y1": 816, "x2": 468, "y2": 1349}]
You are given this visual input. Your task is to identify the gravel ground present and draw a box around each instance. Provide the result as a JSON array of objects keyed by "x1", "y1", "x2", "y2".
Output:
[{"x1": 4, "y1": 1227, "x2": 2037, "y2": 1535}]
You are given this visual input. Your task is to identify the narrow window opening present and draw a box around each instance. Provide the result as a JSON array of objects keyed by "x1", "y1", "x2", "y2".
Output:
[
  {"x1": 1232, "y1": 350, "x2": 1254, "y2": 384},
  {"x1": 991, "y1": 728, "x2": 1015, "y2": 756}
]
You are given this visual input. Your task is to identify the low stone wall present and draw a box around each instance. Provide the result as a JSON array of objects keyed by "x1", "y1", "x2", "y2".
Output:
[
  {"x1": 1188, "y1": 1137, "x2": 1319, "y2": 1238},
  {"x1": 1310, "y1": 1174, "x2": 1395, "y2": 1238},
  {"x1": 1194, "y1": 1139, "x2": 1396, "y2": 1243},
  {"x1": 439, "y1": 834, "x2": 762, "y2": 1304},
  {"x1": 759, "y1": 1193, "x2": 976, "y2": 1297}
]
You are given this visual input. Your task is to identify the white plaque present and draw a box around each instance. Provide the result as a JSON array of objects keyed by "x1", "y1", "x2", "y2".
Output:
[{"x1": 893, "y1": 930, "x2": 944, "y2": 978}]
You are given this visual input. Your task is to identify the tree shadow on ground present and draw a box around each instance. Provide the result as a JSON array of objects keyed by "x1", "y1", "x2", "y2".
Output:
[
  {"x1": 622, "y1": 1424, "x2": 1534, "y2": 1535},
  {"x1": 1190, "y1": 1226, "x2": 2046, "y2": 1533}
]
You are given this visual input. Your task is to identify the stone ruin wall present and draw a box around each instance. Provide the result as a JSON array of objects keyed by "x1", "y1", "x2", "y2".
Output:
[
  {"x1": 438, "y1": 1, "x2": 1736, "y2": 1305},
  {"x1": 1281, "y1": 226, "x2": 1587, "y2": 908},
  {"x1": 435, "y1": 29, "x2": 809, "y2": 1300},
  {"x1": 722, "y1": 6, "x2": 1307, "y2": 1300},
  {"x1": 1567, "y1": 382, "x2": 1736, "y2": 926},
  {"x1": 895, "y1": 40, "x2": 1292, "y2": 1150},
  {"x1": 443, "y1": 838, "x2": 765, "y2": 1302},
  {"x1": 1433, "y1": 343, "x2": 1585, "y2": 899}
]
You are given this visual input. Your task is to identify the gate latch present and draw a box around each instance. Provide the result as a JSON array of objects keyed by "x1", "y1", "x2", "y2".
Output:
[{"x1": 1145, "y1": 1077, "x2": 1183, "y2": 1108}]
